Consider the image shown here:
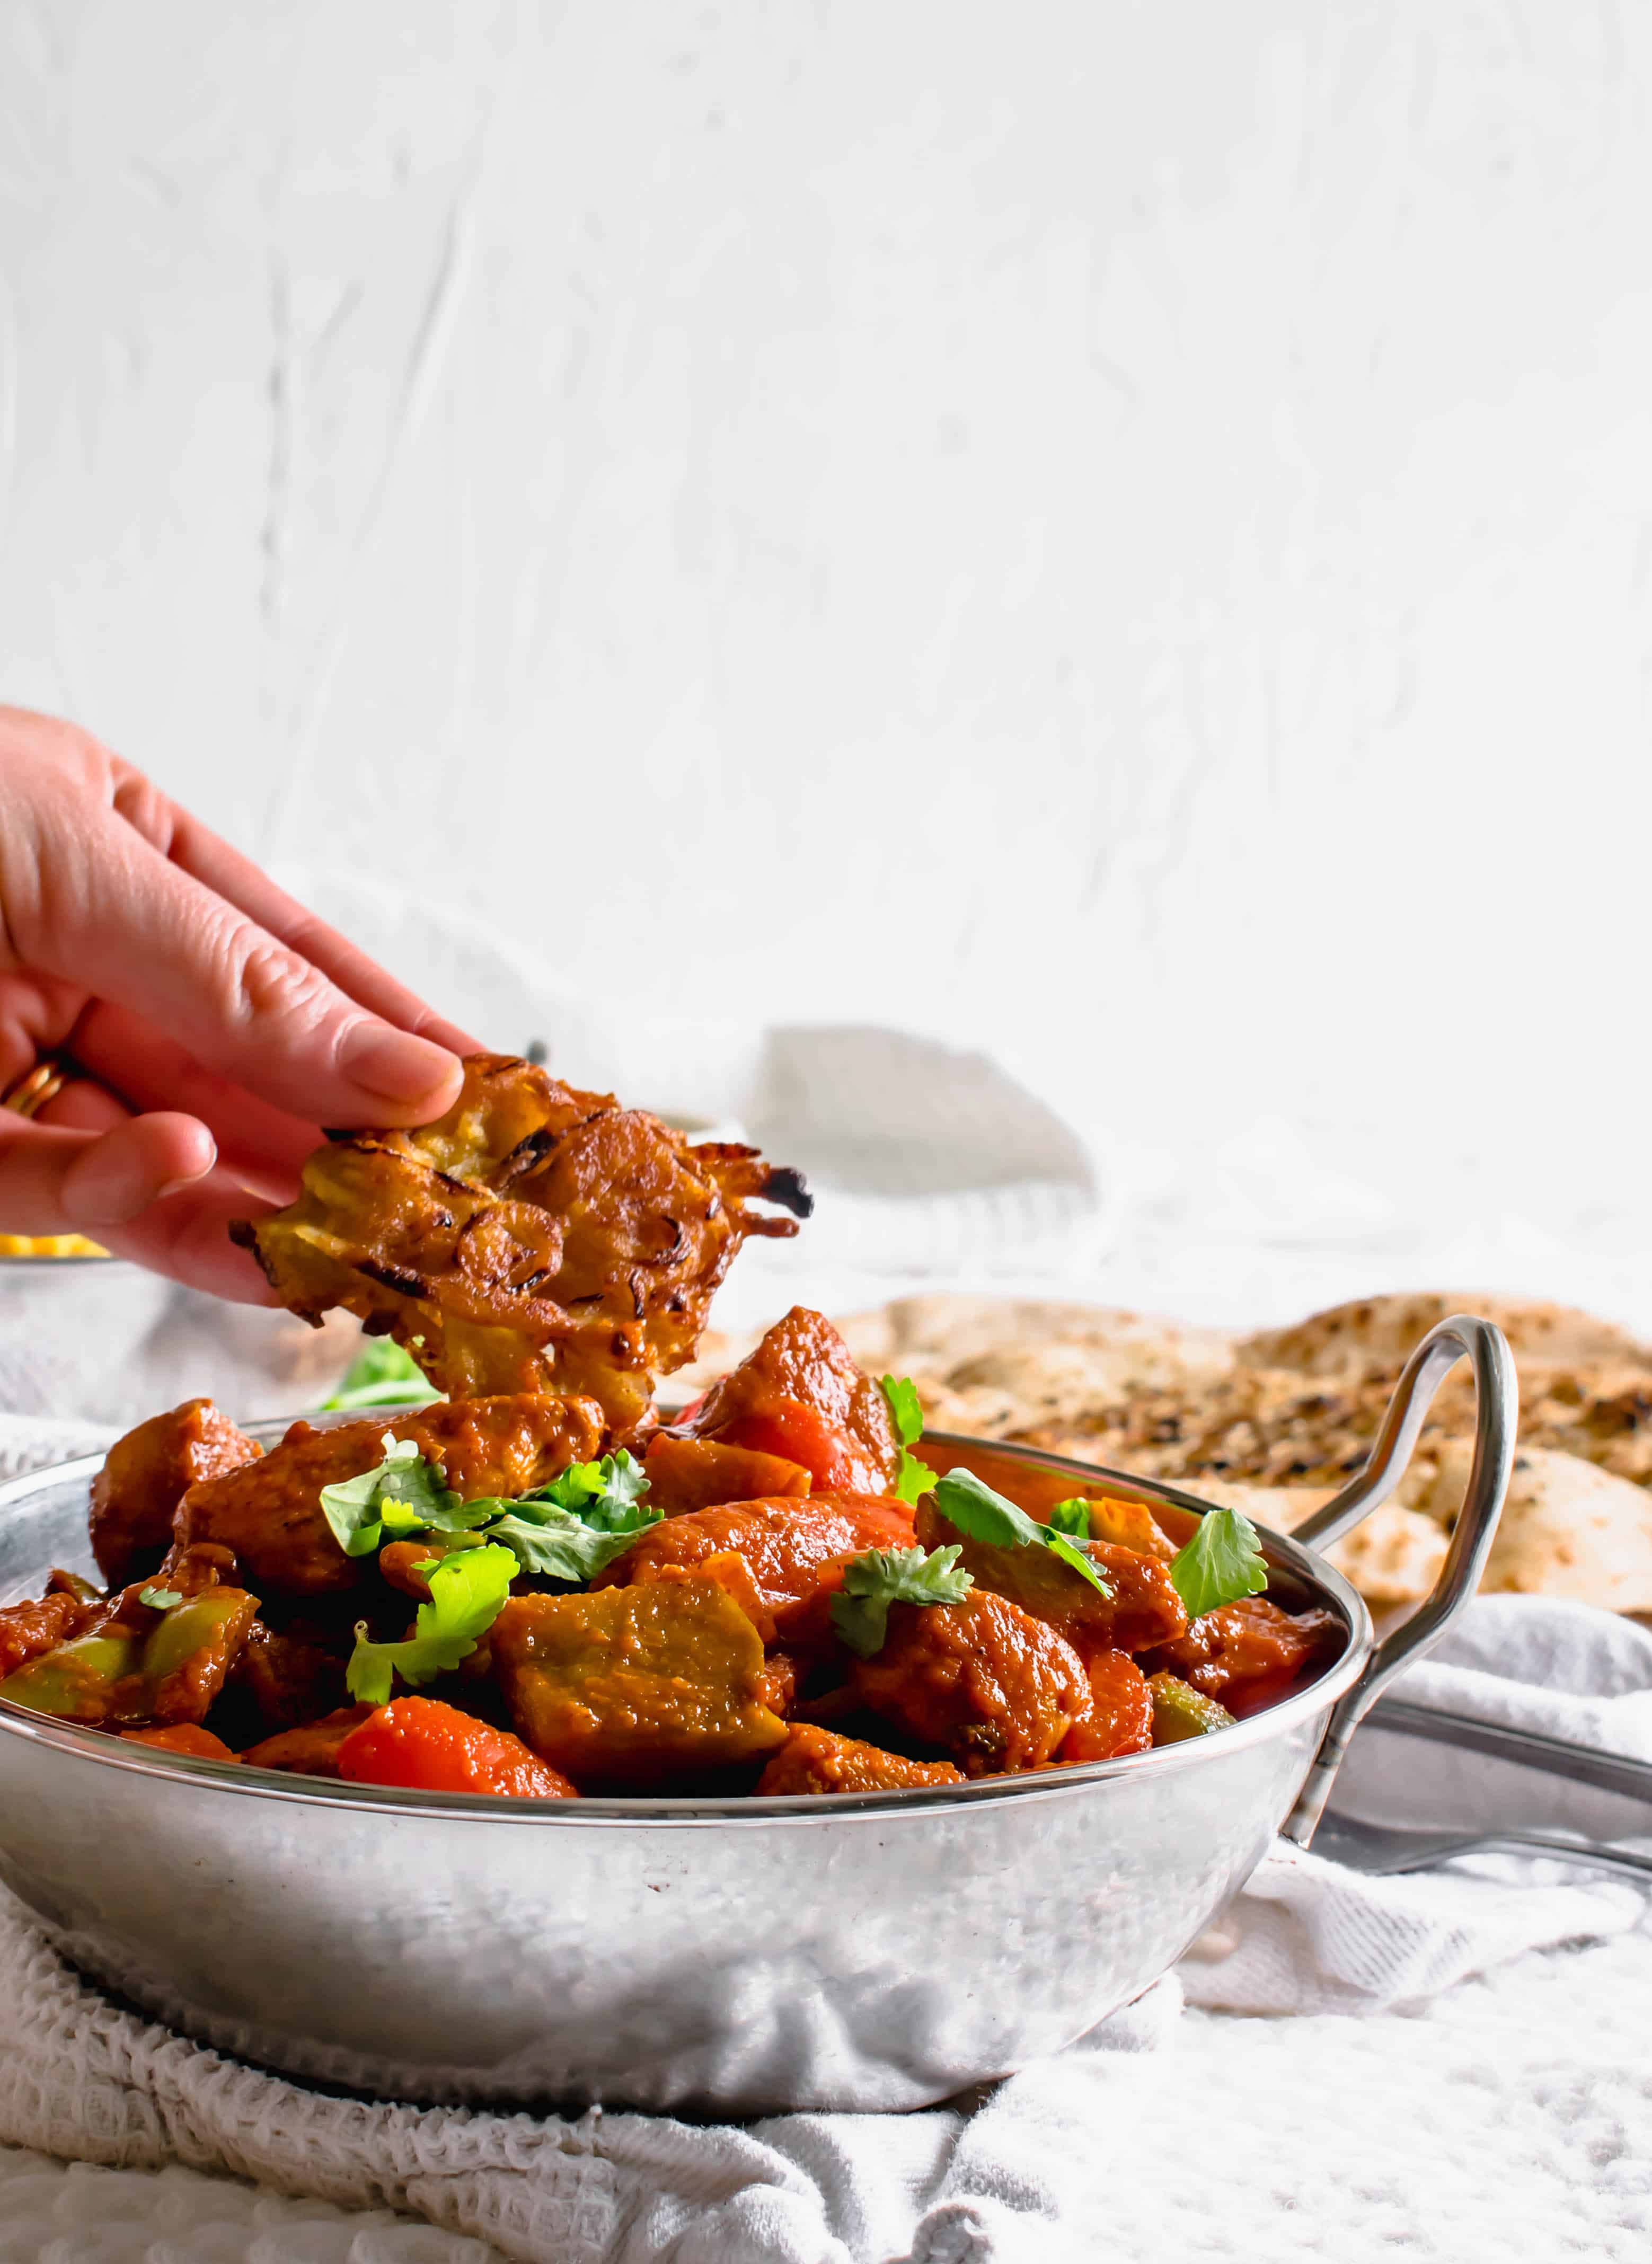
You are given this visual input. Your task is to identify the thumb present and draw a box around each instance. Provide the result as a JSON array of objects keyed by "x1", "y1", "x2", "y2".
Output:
[{"x1": 19, "y1": 806, "x2": 465, "y2": 1126}]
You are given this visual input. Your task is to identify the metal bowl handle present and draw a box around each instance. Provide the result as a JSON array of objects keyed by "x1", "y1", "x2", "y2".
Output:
[{"x1": 1279, "y1": 1313, "x2": 1517, "y2": 1847}]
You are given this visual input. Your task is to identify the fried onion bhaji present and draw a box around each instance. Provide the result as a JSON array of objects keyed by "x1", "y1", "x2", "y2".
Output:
[
  {"x1": 178, "y1": 1394, "x2": 603, "y2": 1597},
  {"x1": 666, "y1": 1307, "x2": 902, "y2": 1492},
  {"x1": 844, "y1": 1590, "x2": 1093, "y2": 1776},
  {"x1": 230, "y1": 1053, "x2": 811, "y2": 1427},
  {"x1": 89, "y1": 1398, "x2": 263, "y2": 1588}
]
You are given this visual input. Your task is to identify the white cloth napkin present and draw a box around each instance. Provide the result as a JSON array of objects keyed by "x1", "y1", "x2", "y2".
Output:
[{"x1": 3, "y1": 1390, "x2": 1649, "y2": 2263}]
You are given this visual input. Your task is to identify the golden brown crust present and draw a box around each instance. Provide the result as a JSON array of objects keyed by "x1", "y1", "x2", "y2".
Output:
[{"x1": 231, "y1": 1053, "x2": 808, "y2": 1427}]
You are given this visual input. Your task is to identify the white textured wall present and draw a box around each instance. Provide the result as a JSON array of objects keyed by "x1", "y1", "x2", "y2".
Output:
[{"x1": 3, "y1": 1, "x2": 1650, "y2": 1242}]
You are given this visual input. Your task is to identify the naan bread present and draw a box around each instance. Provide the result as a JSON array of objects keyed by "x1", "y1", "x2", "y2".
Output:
[
  {"x1": 1238, "y1": 1292, "x2": 1651, "y2": 1379},
  {"x1": 1410, "y1": 1440, "x2": 1652, "y2": 1614}
]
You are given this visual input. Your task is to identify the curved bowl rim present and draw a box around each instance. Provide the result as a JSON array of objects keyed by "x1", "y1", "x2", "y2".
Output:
[{"x1": 0, "y1": 1428, "x2": 1374, "y2": 1825}]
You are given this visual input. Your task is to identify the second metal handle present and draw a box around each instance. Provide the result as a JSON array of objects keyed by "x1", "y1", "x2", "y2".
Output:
[{"x1": 1282, "y1": 1313, "x2": 1518, "y2": 1846}]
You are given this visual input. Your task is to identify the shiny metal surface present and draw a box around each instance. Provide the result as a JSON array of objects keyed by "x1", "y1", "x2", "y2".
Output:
[
  {"x1": 0, "y1": 1319, "x2": 1513, "y2": 2115},
  {"x1": 1312, "y1": 1810, "x2": 1652, "y2": 1884},
  {"x1": 1281, "y1": 1314, "x2": 1516, "y2": 1842}
]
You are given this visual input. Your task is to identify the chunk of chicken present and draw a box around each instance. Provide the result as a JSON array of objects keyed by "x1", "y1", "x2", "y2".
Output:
[
  {"x1": 0, "y1": 1591, "x2": 95, "y2": 1680},
  {"x1": 176, "y1": 1393, "x2": 603, "y2": 1596},
  {"x1": 914, "y1": 1497, "x2": 1187, "y2": 1661},
  {"x1": 1141, "y1": 1597, "x2": 1341, "y2": 1717},
  {"x1": 755, "y1": 1723, "x2": 965, "y2": 1794},
  {"x1": 592, "y1": 1494, "x2": 916, "y2": 1644},
  {"x1": 490, "y1": 1579, "x2": 788, "y2": 1789},
  {"x1": 843, "y1": 1590, "x2": 1091, "y2": 1776},
  {"x1": 89, "y1": 1398, "x2": 262, "y2": 1587},
  {"x1": 642, "y1": 1435, "x2": 811, "y2": 1514},
  {"x1": 243, "y1": 1705, "x2": 374, "y2": 1776},
  {"x1": 230, "y1": 1053, "x2": 809, "y2": 1427}
]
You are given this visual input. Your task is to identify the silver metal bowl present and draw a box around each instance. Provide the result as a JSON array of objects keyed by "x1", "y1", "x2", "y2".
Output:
[{"x1": 0, "y1": 1317, "x2": 1514, "y2": 2116}]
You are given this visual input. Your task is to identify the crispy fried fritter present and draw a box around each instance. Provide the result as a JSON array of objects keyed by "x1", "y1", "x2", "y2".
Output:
[{"x1": 230, "y1": 1053, "x2": 809, "y2": 1425}]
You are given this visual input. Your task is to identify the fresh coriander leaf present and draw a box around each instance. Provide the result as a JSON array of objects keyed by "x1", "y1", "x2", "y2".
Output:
[
  {"x1": 137, "y1": 1585, "x2": 182, "y2": 1611},
  {"x1": 1047, "y1": 1498, "x2": 1093, "y2": 1538},
  {"x1": 321, "y1": 1339, "x2": 440, "y2": 1412},
  {"x1": 829, "y1": 1544, "x2": 974, "y2": 1658},
  {"x1": 319, "y1": 1434, "x2": 461, "y2": 1558},
  {"x1": 891, "y1": 1449, "x2": 940, "y2": 1506},
  {"x1": 1045, "y1": 1528, "x2": 1111, "y2": 1589},
  {"x1": 879, "y1": 1375, "x2": 926, "y2": 1448},
  {"x1": 346, "y1": 1541, "x2": 517, "y2": 1706},
  {"x1": 931, "y1": 1469, "x2": 1114, "y2": 1600},
  {"x1": 483, "y1": 1506, "x2": 661, "y2": 1582},
  {"x1": 931, "y1": 1469, "x2": 1047, "y2": 1549},
  {"x1": 1169, "y1": 1509, "x2": 1269, "y2": 1622},
  {"x1": 515, "y1": 1451, "x2": 652, "y2": 1531}
]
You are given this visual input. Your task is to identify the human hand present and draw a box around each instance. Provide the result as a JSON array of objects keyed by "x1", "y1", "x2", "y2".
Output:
[{"x1": 0, "y1": 706, "x2": 477, "y2": 1299}]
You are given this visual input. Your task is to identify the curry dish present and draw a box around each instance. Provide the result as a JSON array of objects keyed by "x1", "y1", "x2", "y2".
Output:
[{"x1": 0, "y1": 1054, "x2": 1338, "y2": 1799}]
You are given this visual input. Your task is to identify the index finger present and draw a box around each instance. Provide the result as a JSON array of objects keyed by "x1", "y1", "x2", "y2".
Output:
[{"x1": 109, "y1": 765, "x2": 482, "y2": 1057}]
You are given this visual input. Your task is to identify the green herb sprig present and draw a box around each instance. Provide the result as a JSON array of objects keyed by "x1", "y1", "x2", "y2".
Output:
[
  {"x1": 346, "y1": 1542, "x2": 518, "y2": 1706},
  {"x1": 879, "y1": 1375, "x2": 940, "y2": 1504},
  {"x1": 1168, "y1": 1509, "x2": 1269, "y2": 1622},
  {"x1": 320, "y1": 1435, "x2": 661, "y2": 1581},
  {"x1": 930, "y1": 1469, "x2": 1115, "y2": 1598},
  {"x1": 829, "y1": 1543, "x2": 974, "y2": 1658}
]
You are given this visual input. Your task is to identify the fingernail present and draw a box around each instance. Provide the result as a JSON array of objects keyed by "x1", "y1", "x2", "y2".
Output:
[{"x1": 340, "y1": 1024, "x2": 462, "y2": 1107}]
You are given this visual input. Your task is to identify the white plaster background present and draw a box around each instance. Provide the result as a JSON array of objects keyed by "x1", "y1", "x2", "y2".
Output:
[{"x1": 2, "y1": 0, "x2": 1650, "y2": 1313}]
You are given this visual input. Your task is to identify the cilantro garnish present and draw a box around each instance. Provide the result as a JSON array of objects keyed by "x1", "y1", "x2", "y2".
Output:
[
  {"x1": 1047, "y1": 1498, "x2": 1093, "y2": 1539},
  {"x1": 320, "y1": 1437, "x2": 660, "y2": 1582},
  {"x1": 137, "y1": 1585, "x2": 182, "y2": 1611},
  {"x1": 346, "y1": 1541, "x2": 518, "y2": 1706},
  {"x1": 1168, "y1": 1508, "x2": 1269, "y2": 1622},
  {"x1": 319, "y1": 1434, "x2": 463, "y2": 1557},
  {"x1": 930, "y1": 1469, "x2": 1115, "y2": 1598},
  {"x1": 879, "y1": 1374, "x2": 940, "y2": 1504},
  {"x1": 473, "y1": 1499, "x2": 660, "y2": 1582},
  {"x1": 829, "y1": 1543, "x2": 974, "y2": 1658},
  {"x1": 321, "y1": 1339, "x2": 441, "y2": 1412}
]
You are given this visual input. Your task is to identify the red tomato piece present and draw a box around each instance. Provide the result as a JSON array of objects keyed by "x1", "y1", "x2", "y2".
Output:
[
  {"x1": 336, "y1": 1696, "x2": 577, "y2": 1798},
  {"x1": 668, "y1": 1308, "x2": 902, "y2": 1494}
]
